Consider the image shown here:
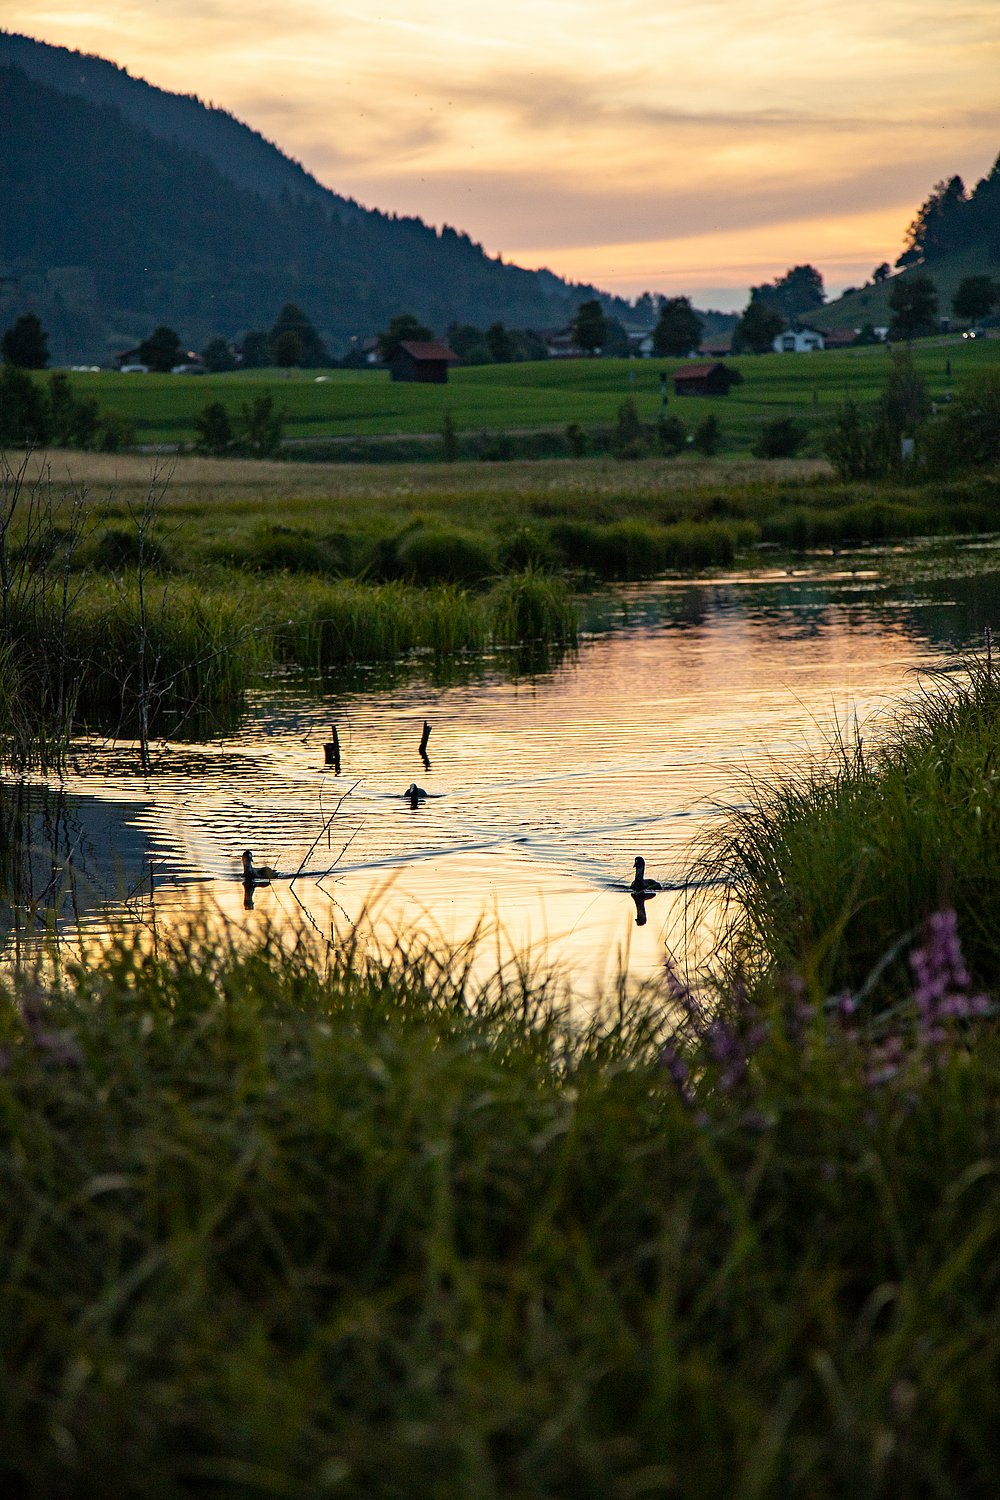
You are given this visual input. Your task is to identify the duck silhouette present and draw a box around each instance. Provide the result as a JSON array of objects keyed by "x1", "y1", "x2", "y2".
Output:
[
  {"x1": 404, "y1": 782, "x2": 428, "y2": 807},
  {"x1": 242, "y1": 849, "x2": 277, "y2": 884},
  {"x1": 629, "y1": 856, "x2": 662, "y2": 893}
]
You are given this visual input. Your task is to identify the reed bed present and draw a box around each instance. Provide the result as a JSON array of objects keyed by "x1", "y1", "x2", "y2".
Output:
[
  {"x1": 33, "y1": 450, "x2": 1000, "y2": 578},
  {"x1": 0, "y1": 915, "x2": 997, "y2": 1497},
  {"x1": 268, "y1": 577, "x2": 492, "y2": 668},
  {"x1": 0, "y1": 569, "x2": 576, "y2": 745}
]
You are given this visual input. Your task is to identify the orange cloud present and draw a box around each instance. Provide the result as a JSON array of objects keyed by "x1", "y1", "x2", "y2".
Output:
[{"x1": 5, "y1": 0, "x2": 999, "y2": 305}]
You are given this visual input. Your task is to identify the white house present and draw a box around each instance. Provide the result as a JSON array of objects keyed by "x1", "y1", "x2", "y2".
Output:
[{"x1": 773, "y1": 325, "x2": 825, "y2": 354}]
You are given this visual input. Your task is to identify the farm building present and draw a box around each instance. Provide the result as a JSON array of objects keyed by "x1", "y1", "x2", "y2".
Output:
[
  {"x1": 773, "y1": 326, "x2": 825, "y2": 354},
  {"x1": 698, "y1": 334, "x2": 733, "y2": 357},
  {"x1": 820, "y1": 328, "x2": 860, "y2": 350},
  {"x1": 387, "y1": 340, "x2": 459, "y2": 383},
  {"x1": 540, "y1": 327, "x2": 580, "y2": 358},
  {"x1": 672, "y1": 362, "x2": 741, "y2": 397}
]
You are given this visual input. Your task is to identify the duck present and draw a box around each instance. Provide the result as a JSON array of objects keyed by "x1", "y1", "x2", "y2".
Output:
[
  {"x1": 629, "y1": 856, "x2": 662, "y2": 893},
  {"x1": 242, "y1": 849, "x2": 277, "y2": 884},
  {"x1": 403, "y1": 782, "x2": 428, "y2": 807}
]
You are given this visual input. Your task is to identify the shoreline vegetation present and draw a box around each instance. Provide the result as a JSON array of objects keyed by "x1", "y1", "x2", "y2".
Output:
[
  {"x1": 1, "y1": 658, "x2": 1000, "y2": 1493},
  {"x1": 4, "y1": 441, "x2": 1000, "y2": 766}
]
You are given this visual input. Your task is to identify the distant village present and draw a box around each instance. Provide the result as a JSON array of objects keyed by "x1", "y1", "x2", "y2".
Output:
[{"x1": 110, "y1": 310, "x2": 886, "y2": 383}]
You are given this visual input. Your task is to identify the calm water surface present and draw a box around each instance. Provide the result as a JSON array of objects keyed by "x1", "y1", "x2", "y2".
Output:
[{"x1": 11, "y1": 555, "x2": 997, "y2": 993}]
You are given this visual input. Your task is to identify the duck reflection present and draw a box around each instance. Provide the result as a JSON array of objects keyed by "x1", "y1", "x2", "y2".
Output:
[{"x1": 630, "y1": 889, "x2": 656, "y2": 927}]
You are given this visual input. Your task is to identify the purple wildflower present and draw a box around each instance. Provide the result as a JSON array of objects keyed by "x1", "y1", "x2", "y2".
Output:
[
  {"x1": 908, "y1": 909, "x2": 989, "y2": 1039},
  {"x1": 660, "y1": 957, "x2": 767, "y2": 1107},
  {"x1": 659, "y1": 1042, "x2": 694, "y2": 1105},
  {"x1": 705, "y1": 1017, "x2": 748, "y2": 1091}
]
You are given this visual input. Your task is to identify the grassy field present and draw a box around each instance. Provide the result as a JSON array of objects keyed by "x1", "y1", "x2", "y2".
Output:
[
  {"x1": 26, "y1": 447, "x2": 1000, "y2": 580},
  {"x1": 55, "y1": 335, "x2": 1000, "y2": 453}
]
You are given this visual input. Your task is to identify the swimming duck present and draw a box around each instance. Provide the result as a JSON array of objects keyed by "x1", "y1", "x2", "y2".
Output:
[
  {"x1": 630, "y1": 856, "x2": 662, "y2": 893},
  {"x1": 242, "y1": 849, "x2": 277, "y2": 884},
  {"x1": 404, "y1": 783, "x2": 428, "y2": 807}
]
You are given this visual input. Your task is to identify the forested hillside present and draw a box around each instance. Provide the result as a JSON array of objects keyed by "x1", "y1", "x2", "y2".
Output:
[
  {"x1": 0, "y1": 39, "x2": 641, "y2": 362},
  {"x1": 0, "y1": 29, "x2": 355, "y2": 214},
  {"x1": 899, "y1": 160, "x2": 1000, "y2": 267}
]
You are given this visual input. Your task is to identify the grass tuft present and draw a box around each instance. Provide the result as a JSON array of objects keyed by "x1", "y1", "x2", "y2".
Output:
[
  {"x1": 0, "y1": 916, "x2": 997, "y2": 1494},
  {"x1": 698, "y1": 652, "x2": 1000, "y2": 997}
]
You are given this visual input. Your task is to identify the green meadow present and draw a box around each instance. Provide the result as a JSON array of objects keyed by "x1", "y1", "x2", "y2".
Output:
[{"x1": 59, "y1": 336, "x2": 1000, "y2": 452}]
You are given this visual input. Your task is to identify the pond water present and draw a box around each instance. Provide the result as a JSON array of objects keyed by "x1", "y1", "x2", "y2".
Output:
[{"x1": 6, "y1": 547, "x2": 998, "y2": 994}]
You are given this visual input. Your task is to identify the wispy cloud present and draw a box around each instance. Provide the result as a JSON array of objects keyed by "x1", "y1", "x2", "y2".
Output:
[{"x1": 6, "y1": 0, "x2": 1000, "y2": 302}]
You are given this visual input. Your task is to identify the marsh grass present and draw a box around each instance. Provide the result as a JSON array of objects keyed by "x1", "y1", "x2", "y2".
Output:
[
  {"x1": 266, "y1": 572, "x2": 574, "y2": 671},
  {"x1": 70, "y1": 580, "x2": 269, "y2": 714},
  {"x1": 6, "y1": 447, "x2": 1000, "y2": 765},
  {"x1": 699, "y1": 655, "x2": 1000, "y2": 998},
  {"x1": 0, "y1": 455, "x2": 583, "y2": 755},
  {"x1": 391, "y1": 525, "x2": 499, "y2": 586},
  {"x1": 269, "y1": 577, "x2": 483, "y2": 667},
  {"x1": 547, "y1": 517, "x2": 760, "y2": 578},
  {"x1": 0, "y1": 915, "x2": 998, "y2": 1496},
  {"x1": 488, "y1": 570, "x2": 578, "y2": 649},
  {"x1": 34, "y1": 452, "x2": 1000, "y2": 586},
  {"x1": 0, "y1": 562, "x2": 574, "y2": 752}
]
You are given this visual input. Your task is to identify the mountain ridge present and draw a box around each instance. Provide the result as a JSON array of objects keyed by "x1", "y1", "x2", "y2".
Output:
[
  {"x1": 4, "y1": 32, "x2": 715, "y2": 363},
  {"x1": 0, "y1": 29, "x2": 359, "y2": 218}
]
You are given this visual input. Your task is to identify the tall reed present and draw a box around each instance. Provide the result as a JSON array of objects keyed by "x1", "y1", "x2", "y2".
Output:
[{"x1": 697, "y1": 653, "x2": 1000, "y2": 997}]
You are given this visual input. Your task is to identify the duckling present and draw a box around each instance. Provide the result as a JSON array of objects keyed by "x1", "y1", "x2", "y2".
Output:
[
  {"x1": 242, "y1": 849, "x2": 277, "y2": 884},
  {"x1": 629, "y1": 856, "x2": 662, "y2": 893}
]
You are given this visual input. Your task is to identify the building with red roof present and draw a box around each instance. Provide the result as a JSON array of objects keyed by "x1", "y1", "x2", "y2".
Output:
[{"x1": 388, "y1": 340, "x2": 459, "y2": 383}]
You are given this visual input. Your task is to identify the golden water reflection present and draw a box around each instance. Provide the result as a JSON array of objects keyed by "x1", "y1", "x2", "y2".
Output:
[{"x1": 14, "y1": 569, "x2": 988, "y2": 993}]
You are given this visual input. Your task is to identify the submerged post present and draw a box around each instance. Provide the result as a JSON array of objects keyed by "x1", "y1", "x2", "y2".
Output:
[
  {"x1": 419, "y1": 719, "x2": 431, "y2": 767},
  {"x1": 324, "y1": 724, "x2": 341, "y2": 773}
]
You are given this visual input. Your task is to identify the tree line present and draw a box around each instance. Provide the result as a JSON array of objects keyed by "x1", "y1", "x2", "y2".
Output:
[
  {"x1": 728, "y1": 262, "x2": 999, "y2": 353},
  {"x1": 898, "y1": 156, "x2": 1000, "y2": 267}
]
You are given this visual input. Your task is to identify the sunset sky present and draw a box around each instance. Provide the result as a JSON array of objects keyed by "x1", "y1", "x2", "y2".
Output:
[{"x1": 6, "y1": 1, "x2": 1000, "y2": 308}]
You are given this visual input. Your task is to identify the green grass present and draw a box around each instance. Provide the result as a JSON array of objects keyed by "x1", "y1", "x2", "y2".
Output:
[
  {"x1": 0, "y1": 571, "x2": 577, "y2": 742},
  {"x1": 48, "y1": 336, "x2": 1000, "y2": 454},
  {"x1": 29, "y1": 447, "x2": 1000, "y2": 590},
  {"x1": 0, "y1": 911, "x2": 998, "y2": 1496},
  {"x1": 698, "y1": 653, "x2": 1000, "y2": 999}
]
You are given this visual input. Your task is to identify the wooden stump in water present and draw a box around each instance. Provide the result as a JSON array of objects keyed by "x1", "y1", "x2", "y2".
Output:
[{"x1": 324, "y1": 725, "x2": 341, "y2": 772}]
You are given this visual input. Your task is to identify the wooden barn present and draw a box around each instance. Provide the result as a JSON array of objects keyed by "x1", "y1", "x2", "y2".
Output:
[
  {"x1": 672, "y1": 361, "x2": 741, "y2": 397},
  {"x1": 388, "y1": 340, "x2": 459, "y2": 383}
]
